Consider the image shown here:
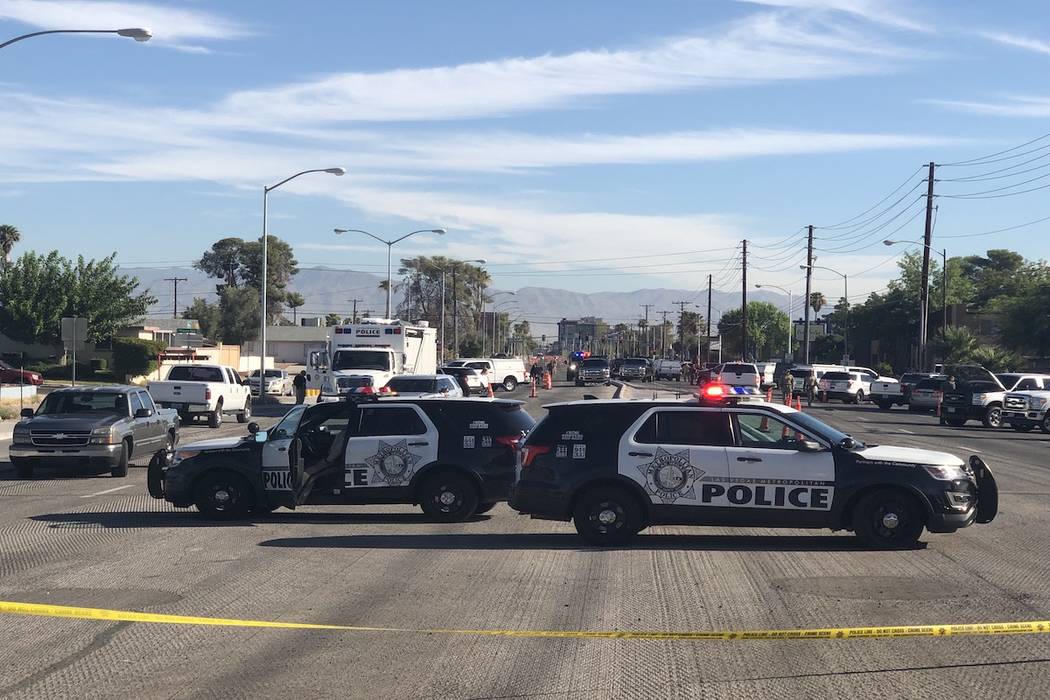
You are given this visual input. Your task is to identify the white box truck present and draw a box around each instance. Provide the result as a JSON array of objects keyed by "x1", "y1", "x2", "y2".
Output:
[{"x1": 308, "y1": 319, "x2": 437, "y2": 395}]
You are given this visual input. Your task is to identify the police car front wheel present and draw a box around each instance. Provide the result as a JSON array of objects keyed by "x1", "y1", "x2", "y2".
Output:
[
  {"x1": 573, "y1": 485, "x2": 644, "y2": 546},
  {"x1": 194, "y1": 471, "x2": 254, "y2": 519},
  {"x1": 419, "y1": 471, "x2": 480, "y2": 522},
  {"x1": 852, "y1": 489, "x2": 924, "y2": 550}
]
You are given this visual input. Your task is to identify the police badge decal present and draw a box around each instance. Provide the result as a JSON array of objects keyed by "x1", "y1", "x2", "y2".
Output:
[
  {"x1": 365, "y1": 440, "x2": 423, "y2": 486},
  {"x1": 637, "y1": 447, "x2": 705, "y2": 504}
]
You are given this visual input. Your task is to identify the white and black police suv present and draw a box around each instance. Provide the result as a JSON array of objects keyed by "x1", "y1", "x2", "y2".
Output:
[
  {"x1": 509, "y1": 385, "x2": 998, "y2": 548},
  {"x1": 149, "y1": 396, "x2": 534, "y2": 521}
]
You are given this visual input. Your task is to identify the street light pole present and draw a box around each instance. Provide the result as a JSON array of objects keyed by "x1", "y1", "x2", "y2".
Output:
[
  {"x1": 801, "y1": 264, "x2": 848, "y2": 363},
  {"x1": 756, "y1": 283, "x2": 793, "y2": 360},
  {"x1": 0, "y1": 27, "x2": 152, "y2": 50},
  {"x1": 259, "y1": 168, "x2": 345, "y2": 385},
  {"x1": 334, "y1": 228, "x2": 446, "y2": 318}
]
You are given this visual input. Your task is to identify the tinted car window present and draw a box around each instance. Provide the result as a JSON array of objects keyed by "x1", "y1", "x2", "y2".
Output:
[
  {"x1": 387, "y1": 378, "x2": 439, "y2": 393},
  {"x1": 140, "y1": 392, "x2": 157, "y2": 412},
  {"x1": 914, "y1": 378, "x2": 945, "y2": 390},
  {"x1": 723, "y1": 363, "x2": 756, "y2": 374},
  {"x1": 735, "y1": 413, "x2": 814, "y2": 450},
  {"x1": 1014, "y1": 378, "x2": 1039, "y2": 390},
  {"x1": 129, "y1": 392, "x2": 144, "y2": 414},
  {"x1": 38, "y1": 392, "x2": 127, "y2": 415},
  {"x1": 166, "y1": 366, "x2": 224, "y2": 382},
  {"x1": 997, "y1": 374, "x2": 1022, "y2": 389},
  {"x1": 900, "y1": 373, "x2": 927, "y2": 384},
  {"x1": 635, "y1": 410, "x2": 733, "y2": 446},
  {"x1": 822, "y1": 371, "x2": 851, "y2": 380},
  {"x1": 359, "y1": 407, "x2": 427, "y2": 436}
]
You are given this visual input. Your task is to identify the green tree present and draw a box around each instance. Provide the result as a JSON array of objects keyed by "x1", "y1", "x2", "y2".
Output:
[
  {"x1": 997, "y1": 279, "x2": 1050, "y2": 359},
  {"x1": 932, "y1": 326, "x2": 979, "y2": 364},
  {"x1": 183, "y1": 297, "x2": 220, "y2": 341},
  {"x1": 286, "y1": 291, "x2": 305, "y2": 325},
  {"x1": 717, "y1": 302, "x2": 789, "y2": 360},
  {"x1": 0, "y1": 251, "x2": 155, "y2": 345},
  {"x1": 0, "y1": 224, "x2": 20, "y2": 270},
  {"x1": 194, "y1": 237, "x2": 245, "y2": 287},
  {"x1": 809, "y1": 291, "x2": 827, "y2": 314},
  {"x1": 971, "y1": 346, "x2": 1023, "y2": 372},
  {"x1": 196, "y1": 235, "x2": 299, "y2": 324},
  {"x1": 112, "y1": 337, "x2": 167, "y2": 381},
  {"x1": 394, "y1": 256, "x2": 491, "y2": 334},
  {"x1": 217, "y1": 287, "x2": 260, "y2": 345},
  {"x1": 325, "y1": 312, "x2": 342, "y2": 327}
]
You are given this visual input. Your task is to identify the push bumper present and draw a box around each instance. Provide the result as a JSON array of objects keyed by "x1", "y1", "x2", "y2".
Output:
[
  {"x1": 9, "y1": 443, "x2": 121, "y2": 464},
  {"x1": 1002, "y1": 410, "x2": 1041, "y2": 427},
  {"x1": 940, "y1": 404, "x2": 981, "y2": 420},
  {"x1": 927, "y1": 456, "x2": 998, "y2": 532}
]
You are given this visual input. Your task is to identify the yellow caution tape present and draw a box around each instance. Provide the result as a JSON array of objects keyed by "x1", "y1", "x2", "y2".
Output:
[{"x1": 2, "y1": 600, "x2": 1049, "y2": 641}]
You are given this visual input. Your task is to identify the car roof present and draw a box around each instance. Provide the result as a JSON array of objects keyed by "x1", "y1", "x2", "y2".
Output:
[
  {"x1": 542, "y1": 397, "x2": 797, "y2": 414},
  {"x1": 49, "y1": 385, "x2": 137, "y2": 394},
  {"x1": 379, "y1": 396, "x2": 525, "y2": 406},
  {"x1": 390, "y1": 374, "x2": 449, "y2": 380}
]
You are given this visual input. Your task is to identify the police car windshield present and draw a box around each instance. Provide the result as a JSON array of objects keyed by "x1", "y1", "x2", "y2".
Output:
[
  {"x1": 332, "y1": 350, "x2": 391, "y2": 371},
  {"x1": 786, "y1": 411, "x2": 864, "y2": 449}
]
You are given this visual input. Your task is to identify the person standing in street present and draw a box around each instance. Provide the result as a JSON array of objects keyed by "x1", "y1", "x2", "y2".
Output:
[
  {"x1": 293, "y1": 370, "x2": 307, "y2": 405},
  {"x1": 783, "y1": 370, "x2": 795, "y2": 404},
  {"x1": 803, "y1": 372, "x2": 815, "y2": 407}
]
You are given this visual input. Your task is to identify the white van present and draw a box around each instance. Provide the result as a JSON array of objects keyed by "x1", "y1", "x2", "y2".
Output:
[{"x1": 445, "y1": 357, "x2": 528, "y2": 391}]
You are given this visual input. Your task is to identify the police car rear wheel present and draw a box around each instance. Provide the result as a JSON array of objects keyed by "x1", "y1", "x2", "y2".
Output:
[
  {"x1": 419, "y1": 471, "x2": 479, "y2": 522},
  {"x1": 194, "y1": 471, "x2": 253, "y2": 519},
  {"x1": 573, "y1": 485, "x2": 643, "y2": 546},
  {"x1": 853, "y1": 489, "x2": 924, "y2": 550}
]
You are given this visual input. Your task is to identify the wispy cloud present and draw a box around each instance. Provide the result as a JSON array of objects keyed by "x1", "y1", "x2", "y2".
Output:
[
  {"x1": 0, "y1": 0, "x2": 250, "y2": 51},
  {"x1": 735, "y1": 0, "x2": 929, "y2": 32},
  {"x1": 979, "y1": 31, "x2": 1050, "y2": 55},
  {"x1": 924, "y1": 95, "x2": 1050, "y2": 118}
]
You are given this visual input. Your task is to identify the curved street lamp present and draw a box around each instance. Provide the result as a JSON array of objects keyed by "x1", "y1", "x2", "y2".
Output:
[
  {"x1": 334, "y1": 227, "x2": 446, "y2": 318},
  {"x1": 801, "y1": 264, "x2": 848, "y2": 363},
  {"x1": 257, "y1": 168, "x2": 344, "y2": 383},
  {"x1": 0, "y1": 27, "x2": 152, "y2": 50}
]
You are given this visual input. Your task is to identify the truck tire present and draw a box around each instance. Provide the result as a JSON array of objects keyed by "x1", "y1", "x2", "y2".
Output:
[
  {"x1": 573, "y1": 484, "x2": 644, "y2": 546},
  {"x1": 876, "y1": 400, "x2": 893, "y2": 411},
  {"x1": 982, "y1": 405, "x2": 1003, "y2": 429},
  {"x1": 237, "y1": 398, "x2": 251, "y2": 424},
  {"x1": 208, "y1": 401, "x2": 222, "y2": 429},
  {"x1": 418, "y1": 470, "x2": 480, "y2": 522},
  {"x1": 110, "y1": 440, "x2": 130, "y2": 478},
  {"x1": 852, "y1": 488, "x2": 924, "y2": 550},
  {"x1": 502, "y1": 377, "x2": 518, "y2": 392},
  {"x1": 853, "y1": 390, "x2": 865, "y2": 405},
  {"x1": 1041, "y1": 414, "x2": 1050, "y2": 434},
  {"x1": 944, "y1": 418, "x2": 966, "y2": 427}
]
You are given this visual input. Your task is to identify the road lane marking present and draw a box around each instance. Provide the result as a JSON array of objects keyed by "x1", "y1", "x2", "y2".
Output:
[
  {"x1": 896, "y1": 428, "x2": 915, "y2": 434},
  {"x1": 80, "y1": 485, "x2": 134, "y2": 498},
  {"x1": 958, "y1": 444, "x2": 984, "y2": 454},
  {"x1": 3, "y1": 600, "x2": 1050, "y2": 641},
  {"x1": 855, "y1": 416, "x2": 870, "y2": 422}
]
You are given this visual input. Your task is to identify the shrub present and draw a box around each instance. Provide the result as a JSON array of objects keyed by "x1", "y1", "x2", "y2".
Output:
[{"x1": 111, "y1": 337, "x2": 167, "y2": 380}]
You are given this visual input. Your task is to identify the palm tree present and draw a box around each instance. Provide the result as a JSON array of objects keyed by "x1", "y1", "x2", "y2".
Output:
[
  {"x1": 809, "y1": 291, "x2": 827, "y2": 315},
  {"x1": 935, "y1": 326, "x2": 979, "y2": 364},
  {"x1": 285, "y1": 292, "x2": 305, "y2": 325},
  {"x1": 0, "y1": 224, "x2": 20, "y2": 269}
]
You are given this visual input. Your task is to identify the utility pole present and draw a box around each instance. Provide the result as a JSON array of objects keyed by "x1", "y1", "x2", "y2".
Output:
[
  {"x1": 741, "y1": 240, "x2": 748, "y2": 361},
  {"x1": 672, "y1": 300, "x2": 691, "y2": 360},
  {"x1": 706, "y1": 275, "x2": 712, "y2": 364},
  {"x1": 348, "y1": 298, "x2": 363, "y2": 324},
  {"x1": 452, "y1": 266, "x2": 459, "y2": 359},
  {"x1": 919, "y1": 161, "x2": 936, "y2": 370},
  {"x1": 163, "y1": 277, "x2": 188, "y2": 319},
  {"x1": 803, "y1": 225, "x2": 814, "y2": 364},
  {"x1": 640, "y1": 304, "x2": 654, "y2": 356},
  {"x1": 658, "y1": 310, "x2": 671, "y2": 358}
]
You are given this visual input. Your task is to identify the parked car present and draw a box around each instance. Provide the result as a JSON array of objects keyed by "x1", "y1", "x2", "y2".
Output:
[
  {"x1": 619, "y1": 358, "x2": 654, "y2": 382},
  {"x1": 149, "y1": 363, "x2": 253, "y2": 428},
  {"x1": 386, "y1": 374, "x2": 464, "y2": 398},
  {"x1": 819, "y1": 371, "x2": 872, "y2": 404},
  {"x1": 714, "y1": 362, "x2": 761, "y2": 389},
  {"x1": 654, "y1": 359, "x2": 680, "y2": 381},
  {"x1": 754, "y1": 362, "x2": 777, "y2": 390},
  {"x1": 909, "y1": 377, "x2": 949, "y2": 412},
  {"x1": 9, "y1": 386, "x2": 179, "y2": 478},
  {"x1": 439, "y1": 366, "x2": 487, "y2": 395},
  {"x1": 247, "y1": 368, "x2": 292, "y2": 396},
  {"x1": 869, "y1": 378, "x2": 907, "y2": 410},
  {"x1": 444, "y1": 357, "x2": 528, "y2": 391},
  {"x1": 0, "y1": 359, "x2": 43, "y2": 386}
]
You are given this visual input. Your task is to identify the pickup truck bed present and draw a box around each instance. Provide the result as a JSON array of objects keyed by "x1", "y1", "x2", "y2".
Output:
[{"x1": 149, "y1": 364, "x2": 251, "y2": 429}]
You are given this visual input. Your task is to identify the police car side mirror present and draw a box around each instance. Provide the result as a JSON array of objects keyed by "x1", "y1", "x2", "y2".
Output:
[
  {"x1": 838, "y1": 436, "x2": 856, "y2": 450},
  {"x1": 254, "y1": 430, "x2": 268, "y2": 443},
  {"x1": 247, "y1": 421, "x2": 260, "y2": 435}
]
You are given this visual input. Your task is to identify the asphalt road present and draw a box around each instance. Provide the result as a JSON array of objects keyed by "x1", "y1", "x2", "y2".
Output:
[{"x1": 2, "y1": 381, "x2": 1050, "y2": 698}]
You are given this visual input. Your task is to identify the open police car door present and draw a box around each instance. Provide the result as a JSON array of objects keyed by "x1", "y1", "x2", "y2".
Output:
[
  {"x1": 258, "y1": 404, "x2": 308, "y2": 508},
  {"x1": 341, "y1": 404, "x2": 438, "y2": 495}
]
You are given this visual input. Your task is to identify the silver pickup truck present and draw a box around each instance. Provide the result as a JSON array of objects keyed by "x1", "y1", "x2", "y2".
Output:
[{"x1": 9, "y1": 386, "x2": 179, "y2": 479}]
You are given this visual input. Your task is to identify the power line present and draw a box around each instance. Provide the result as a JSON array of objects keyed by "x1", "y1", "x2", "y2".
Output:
[
  {"x1": 813, "y1": 166, "x2": 926, "y2": 230},
  {"x1": 938, "y1": 132, "x2": 1050, "y2": 167}
]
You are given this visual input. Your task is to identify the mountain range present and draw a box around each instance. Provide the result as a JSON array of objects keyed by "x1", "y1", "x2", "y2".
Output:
[{"x1": 128, "y1": 266, "x2": 793, "y2": 340}]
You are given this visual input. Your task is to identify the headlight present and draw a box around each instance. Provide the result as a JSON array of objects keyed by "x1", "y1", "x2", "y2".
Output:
[
  {"x1": 924, "y1": 465, "x2": 969, "y2": 481},
  {"x1": 89, "y1": 427, "x2": 118, "y2": 445},
  {"x1": 171, "y1": 449, "x2": 201, "y2": 465},
  {"x1": 972, "y1": 393, "x2": 988, "y2": 404},
  {"x1": 1031, "y1": 397, "x2": 1048, "y2": 410},
  {"x1": 12, "y1": 427, "x2": 29, "y2": 445}
]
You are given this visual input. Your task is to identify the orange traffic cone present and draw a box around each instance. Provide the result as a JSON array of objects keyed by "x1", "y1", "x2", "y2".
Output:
[
  {"x1": 766, "y1": 387, "x2": 773, "y2": 402},
  {"x1": 530, "y1": 378, "x2": 537, "y2": 398},
  {"x1": 544, "y1": 371, "x2": 552, "y2": 390},
  {"x1": 795, "y1": 396, "x2": 803, "y2": 411},
  {"x1": 487, "y1": 381, "x2": 495, "y2": 398}
]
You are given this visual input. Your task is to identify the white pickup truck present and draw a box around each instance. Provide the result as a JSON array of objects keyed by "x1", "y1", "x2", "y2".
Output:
[{"x1": 149, "y1": 364, "x2": 252, "y2": 428}]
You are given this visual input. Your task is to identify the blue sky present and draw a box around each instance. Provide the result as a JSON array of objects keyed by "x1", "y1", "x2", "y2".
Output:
[{"x1": 4, "y1": 0, "x2": 1050, "y2": 314}]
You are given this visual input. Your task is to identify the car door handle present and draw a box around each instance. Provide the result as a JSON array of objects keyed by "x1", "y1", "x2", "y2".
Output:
[
  {"x1": 736, "y1": 457, "x2": 763, "y2": 463},
  {"x1": 629, "y1": 451, "x2": 653, "y2": 457},
  {"x1": 277, "y1": 447, "x2": 286, "y2": 452},
  {"x1": 408, "y1": 441, "x2": 429, "y2": 446}
]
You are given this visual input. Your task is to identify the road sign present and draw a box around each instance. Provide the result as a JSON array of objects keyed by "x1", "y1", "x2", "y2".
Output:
[{"x1": 61, "y1": 317, "x2": 88, "y2": 350}]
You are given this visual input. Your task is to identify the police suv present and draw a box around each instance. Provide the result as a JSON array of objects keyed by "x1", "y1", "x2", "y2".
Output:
[
  {"x1": 149, "y1": 397, "x2": 534, "y2": 521},
  {"x1": 509, "y1": 386, "x2": 997, "y2": 548}
]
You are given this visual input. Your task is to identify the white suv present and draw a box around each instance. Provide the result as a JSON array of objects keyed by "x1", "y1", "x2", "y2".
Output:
[{"x1": 714, "y1": 362, "x2": 761, "y2": 389}]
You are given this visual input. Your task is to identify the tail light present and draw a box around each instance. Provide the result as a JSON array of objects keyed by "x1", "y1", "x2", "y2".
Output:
[
  {"x1": 495, "y1": 435, "x2": 522, "y2": 450},
  {"x1": 205, "y1": 387, "x2": 211, "y2": 401},
  {"x1": 521, "y1": 444, "x2": 551, "y2": 467}
]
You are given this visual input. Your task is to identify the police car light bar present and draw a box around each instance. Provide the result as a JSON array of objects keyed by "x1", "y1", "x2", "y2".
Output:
[{"x1": 695, "y1": 384, "x2": 764, "y2": 404}]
